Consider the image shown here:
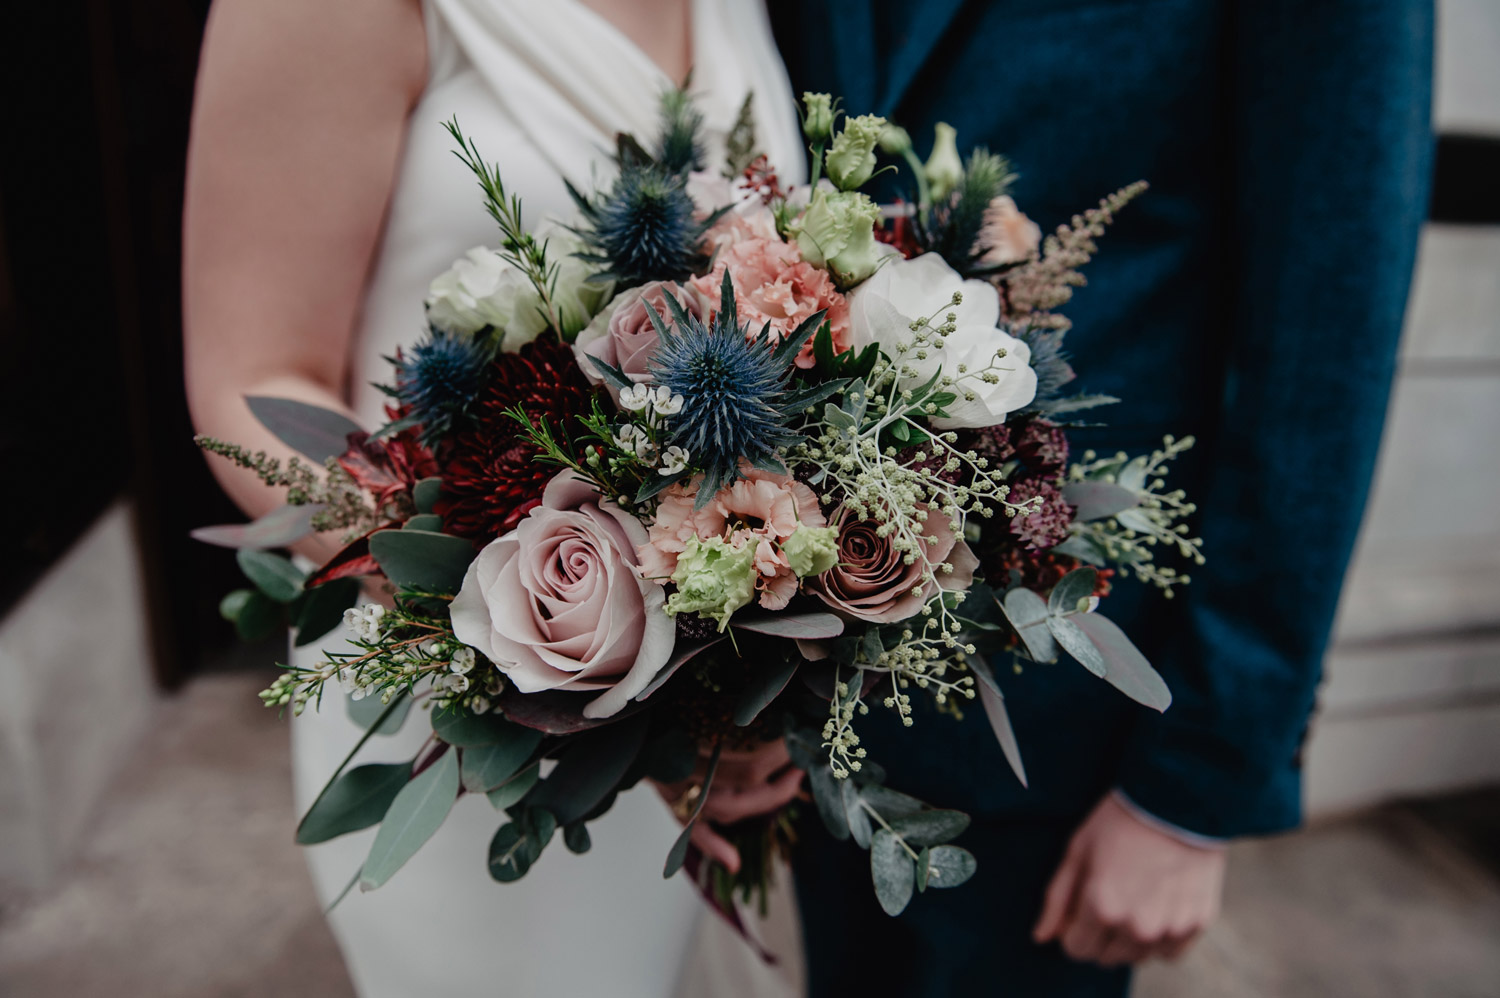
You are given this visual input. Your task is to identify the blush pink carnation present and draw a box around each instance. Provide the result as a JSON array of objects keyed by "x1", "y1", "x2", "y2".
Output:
[
  {"x1": 449, "y1": 473, "x2": 674, "y2": 719},
  {"x1": 808, "y1": 505, "x2": 979, "y2": 623},
  {"x1": 639, "y1": 467, "x2": 826, "y2": 611},
  {"x1": 688, "y1": 237, "x2": 851, "y2": 369}
]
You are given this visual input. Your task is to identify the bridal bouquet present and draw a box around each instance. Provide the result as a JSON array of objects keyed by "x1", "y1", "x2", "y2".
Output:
[{"x1": 196, "y1": 90, "x2": 1202, "y2": 932}]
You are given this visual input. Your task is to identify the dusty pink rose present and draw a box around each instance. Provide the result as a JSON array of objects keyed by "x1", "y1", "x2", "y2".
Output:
[
  {"x1": 688, "y1": 237, "x2": 851, "y2": 369},
  {"x1": 809, "y1": 505, "x2": 979, "y2": 623},
  {"x1": 974, "y1": 195, "x2": 1042, "y2": 266},
  {"x1": 450, "y1": 473, "x2": 674, "y2": 718},
  {"x1": 573, "y1": 281, "x2": 704, "y2": 388},
  {"x1": 639, "y1": 468, "x2": 826, "y2": 611},
  {"x1": 688, "y1": 171, "x2": 780, "y2": 257}
]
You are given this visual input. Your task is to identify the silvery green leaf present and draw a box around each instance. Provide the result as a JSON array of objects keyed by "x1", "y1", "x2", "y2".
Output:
[
  {"x1": 1072, "y1": 612, "x2": 1173, "y2": 712},
  {"x1": 1115, "y1": 507, "x2": 1157, "y2": 535},
  {"x1": 527, "y1": 714, "x2": 647, "y2": 826},
  {"x1": 870, "y1": 829, "x2": 915, "y2": 916},
  {"x1": 732, "y1": 654, "x2": 799, "y2": 726},
  {"x1": 842, "y1": 777, "x2": 871, "y2": 849},
  {"x1": 359, "y1": 748, "x2": 460, "y2": 890},
  {"x1": 460, "y1": 726, "x2": 544, "y2": 793},
  {"x1": 563, "y1": 822, "x2": 592, "y2": 855},
  {"x1": 246, "y1": 396, "x2": 363, "y2": 464},
  {"x1": 916, "y1": 847, "x2": 932, "y2": 892},
  {"x1": 969, "y1": 661, "x2": 1027, "y2": 788},
  {"x1": 1048, "y1": 567, "x2": 1098, "y2": 617},
  {"x1": 486, "y1": 762, "x2": 539, "y2": 811},
  {"x1": 1047, "y1": 614, "x2": 1106, "y2": 678},
  {"x1": 823, "y1": 402, "x2": 855, "y2": 432},
  {"x1": 809, "y1": 764, "x2": 851, "y2": 841},
  {"x1": 1061, "y1": 481, "x2": 1139, "y2": 522},
  {"x1": 412, "y1": 477, "x2": 443, "y2": 513},
  {"x1": 1050, "y1": 534, "x2": 1108, "y2": 566},
  {"x1": 1116, "y1": 456, "x2": 1150, "y2": 492},
  {"x1": 846, "y1": 378, "x2": 870, "y2": 424},
  {"x1": 368, "y1": 529, "x2": 476, "y2": 593},
  {"x1": 887, "y1": 809, "x2": 970, "y2": 847},
  {"x1": 858, "y1": 784, "x2": 924, "y2": 819},
  {"x1": 192, "y1": 503, "x2": 324, "y2": 550},
  {"x1": 1001, "y1": 588, "x2": 1057, "y2": 663},
  {"x1": 295, "y1": 762, "x2": 410, "y2": 845},
  {"x1": 236, "y1": 548, "x2": 304, "y2": 603},
  {"x1": 403, "y1": 514, "x2": 443, "y2": 532},
  {"x1": 923, "y1": 845, "x2": 977, "y2": 890}
]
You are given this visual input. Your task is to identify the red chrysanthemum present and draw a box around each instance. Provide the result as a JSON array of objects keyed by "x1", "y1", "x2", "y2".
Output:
[{"x1": 435, "y1": 336, "x2": 599, "y2": 543}]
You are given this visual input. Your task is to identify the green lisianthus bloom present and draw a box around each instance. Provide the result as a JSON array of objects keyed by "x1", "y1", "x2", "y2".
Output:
[
  {"x1": 783, "y1": 525, "x2": 839, "y2": 578},
  {"x1": 924, "y1": 122, "x2": 963, "y2": 201},
  {"x1": 664, "y1": 536, "x2": 757, "y2": 632},
  {"x1": 791, "y1": 188, "x2": 886, "y2": 289},
  {"x1": 802, "y1": 92, "x2": 835, "y2": 144},
  {"x1": 825, "y1": 114, "x2": 887, "y2": 190},
  {"x1": 878, "y1": 123, "x2": 912, "y2": 156}
]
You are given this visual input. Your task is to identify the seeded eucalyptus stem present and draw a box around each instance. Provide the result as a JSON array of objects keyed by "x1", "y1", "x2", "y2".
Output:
[{"x1": 859, "y1": 799, "x2": 921, "y2": 862}]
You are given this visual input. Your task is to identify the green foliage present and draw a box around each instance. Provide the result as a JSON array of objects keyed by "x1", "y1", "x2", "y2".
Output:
[
  {"x1": 359, "y1": 748, "x2": 460, "y2": 890},
  {"x1": 293, "y1": 577, "x2": 360, "y2": 647},
  {"x1": 486, "y1": 762, "x2": 540, "y2": 811},
  {"x1": 345, "y1": 688, "x2": 413, "y2": 735},
  {"x1": 723, "y1": 92, "x2": 758, "y2": 178},
  {"x1": 460, "y1": 727, "x2": 544, "y2": 793},
  {"x1": 663, "y1": 743, "x2": 720, "y2": 878},
  {"x1": 367, "y1": 528, "x2": 475, "y2": 593},
  {"x1": 655, "y1": 84, "x2": 705, "y2": 173},
  {"x1": 236, "y1": 549, "x2": 304, "y2": 603},
  {"x1": 296, "y1": 762, "x2": 411, "y2": 845},
  {"x1": 220, "y1": 588, "x2": 279, "y2": 642},
  {"x1": 412, "y1": 477, "x2": 442, "y2": 513},
  {"x1": 245, "y1": 396, "x2": 364, "y2": 465},
  {"x1": 527, "y1": 714, "x2": 648, "y2": 827},
  {"x1": 870, "y1": 829, "x2": 915, "y2": 915}
]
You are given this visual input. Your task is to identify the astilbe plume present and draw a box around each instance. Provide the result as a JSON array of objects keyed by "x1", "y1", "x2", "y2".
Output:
[
  {"x1": 997, "y1": 181, "x2": 1148, "y2": 331},
  {"x1": 568, "y1": 164, "x2": 709, "y2": 285},
  {"x1": 393, "y1": 328, "x2": 494, "y2": 448},
  {"x1": 648, "y1": 272, "x2": 826, "y2": 505},
  {"x1": 435, "y1": 336, "x2": 598, "y2": 541}
]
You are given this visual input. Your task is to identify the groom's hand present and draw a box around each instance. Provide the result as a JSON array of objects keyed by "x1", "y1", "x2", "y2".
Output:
[{"x1": 1033, "y1": 793, "x2": 1226, "y2": 967}]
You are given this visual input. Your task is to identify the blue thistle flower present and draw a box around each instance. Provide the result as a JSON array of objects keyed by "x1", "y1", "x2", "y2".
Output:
[
  {"x1": 568, "y1": 164, "x2": 710, "y2": 286},
  {"x1": 392, "y1": 328, "x2": 494, "y2": 447},
  {"x1": 645, "y1": 273, "x2": 837, "y2": 506}
]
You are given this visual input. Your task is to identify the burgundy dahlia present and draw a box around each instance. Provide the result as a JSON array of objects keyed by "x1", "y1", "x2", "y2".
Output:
[{"x1": 435, "y1": 336, "x2": 599, "y2": 543}]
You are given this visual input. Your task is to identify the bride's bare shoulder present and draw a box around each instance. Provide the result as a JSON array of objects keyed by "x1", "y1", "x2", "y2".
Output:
[{"x1": 196, "y1": 0, "x2": 427, "y2": 110}]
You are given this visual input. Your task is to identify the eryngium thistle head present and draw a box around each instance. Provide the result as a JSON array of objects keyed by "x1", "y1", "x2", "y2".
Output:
[
  {"x1": 1015, "y1": 326, "x2": 1077, "y2": 406},
  {"x1": 569, "y1": 164, "x2": 706, "y2": 286},
  {"x1": 923, "y1": 148, "x2": 1016, "y2": 275},
  {"x1": 648, "y1": 273, "x2": 823, "y2": 503},
  {"x1": 393, "y1": 328, "x2": 493, "y2": 447}
]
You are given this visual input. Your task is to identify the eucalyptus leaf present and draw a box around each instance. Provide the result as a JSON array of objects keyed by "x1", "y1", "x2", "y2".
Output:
[
  {"x1": 403, "y1": 514, "x2": 443, "y2": 532},
  {"x1": 1049, "y1": 534, "x2": 1108, "y2": 566},
  {"x1": 663, "y1": 744, "x2": 721, "y2": 878},
  {"x1": 1072, "y1": 612, "x2": 1173, "y2": 711},
  {"x1": 887, "y1": 809, "x2": 970, "y2": 847},
  {"x1": 527, "y1": 714, "x2": 647, "y2": 826},
  {"x1": 218, "y1": 589, "x2": 255, "y2": 623},
  {"x1": 359, "y1": 748, "x2": 460, "y2": 890},
  {"x1": 296, "y1": 762, "x2": 411, "y2": 844},
  {"x1": 732, "y1": 654, "x2": 799, "y2": 726},
  {"x1": 563, "y1": 822, "x2": 592, "y2": 855},
  {"x1": 432, "y1": 704, "x2": 513, "y2": 747},
  {"x1": 637, "y1": 637, "x2": 726, "y2": 701},
  {"x1": 192, "y1": 503, "x2": 325, "y2": 550},
  {"x1": 236, "y1": 548, "x2": 304, "y2": 603},
  {"x1": 488, "y1": 822, "x2": 533, "y2": 882},
  {"x1": 486, "y1": 762, "x2": 540, "y2": 810},
  {"x1": 412, "y1": 477, "x2": 443, "y2": 514},
  {"x1": 345, "y1": 690, "x2": 412, "y2": 736},
  {"x1": 1047, "y1": 615, "x2": 1107, "y2": 678},
  {"x1": 232, "y1": 591, "x2": 280, "y2": 642},
  {"x1": 246, "y1": 396, "x2": 363, "y2": 464},
  {"x1": 808, "y1": 764, "x2": 850, "y2": 841},
  {"x1": 1060, "y1": 481, "x2": 1140, "y2": 522},
  {"x1": 842, "y1": 777, "x2": 871, "y2": 849},
  {"x1": 916, "y1": 846, "x2": 932, "y2": 892},
  {"x1": 970, "y1": 661, "x2": 1027, "y2": 788},
  {"x1": 732, "y1": 612, "x2": 844, "y2": 640},
  {"x1": 368, "y1": 529, "x2": 476, "y2": 593},
  {"x1": 923, "y1": 844, "x2": 977, "y2": 890},
  {"x1": 460, "y1": 726, "x2": 544, "y2": 793},
  {"x1": 1048, "y1": 567, "x2": 1098, "y2": 617},
  {"x1": 294, "y1": 577, "x2": 361, "y2": 647},
  {"x1": 858, "y1": 784, "x2": 925, "y2": 819},
  {"x1": 870, "y1": 829, "x2": 915, "y2": 916},
  {"x1": 1000, "y1": 588, "x2": 1057, "y2": 663}
]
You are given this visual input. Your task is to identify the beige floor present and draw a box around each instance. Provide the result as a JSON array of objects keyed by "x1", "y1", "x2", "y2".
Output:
[{"x1": 1, "y1": 672, "x2": 1497, "y2": 997}]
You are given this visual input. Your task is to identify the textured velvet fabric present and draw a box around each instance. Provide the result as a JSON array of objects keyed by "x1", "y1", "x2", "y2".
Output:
[{"x1": 774, "y1": 0, "x2": 1432, "y2": 991}]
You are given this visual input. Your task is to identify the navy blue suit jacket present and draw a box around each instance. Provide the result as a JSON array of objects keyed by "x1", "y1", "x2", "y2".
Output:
[{"x1": 772, "y1": 0, "x2": 1434, "y2": 839}]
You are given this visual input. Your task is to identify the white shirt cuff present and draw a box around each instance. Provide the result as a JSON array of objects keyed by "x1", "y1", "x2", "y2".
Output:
[{"x1": 1111, "y1": 789, "x2": 1229, "y2": 851}]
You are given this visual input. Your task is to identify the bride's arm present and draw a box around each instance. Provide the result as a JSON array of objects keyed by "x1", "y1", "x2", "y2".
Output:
[{"x1": 183, "y1": 0, "x2": 426, "y2": 560}]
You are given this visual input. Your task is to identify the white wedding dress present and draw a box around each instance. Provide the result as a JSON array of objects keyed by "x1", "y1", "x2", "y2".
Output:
[{"x1": 288, "y1": 1, "x2": 806, "y2": 995}]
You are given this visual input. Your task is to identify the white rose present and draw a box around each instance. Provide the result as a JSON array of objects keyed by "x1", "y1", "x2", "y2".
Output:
[
  {"x1": 425, "y1": 221, "x2": 612, "y2": 348},
  {"x1": 847, "y1": 253, "x2": 1037, "y2": 429}
]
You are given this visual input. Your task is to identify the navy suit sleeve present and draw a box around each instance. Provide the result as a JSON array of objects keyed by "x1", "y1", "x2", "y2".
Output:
[{"x1": 1114, "y1": 0, "x2": 1435, "y2": 838}]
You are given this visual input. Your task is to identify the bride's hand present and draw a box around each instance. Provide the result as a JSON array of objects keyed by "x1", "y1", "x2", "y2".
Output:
[{"x1": 652, "y1": 738, "x2": 805, "y2": 874}]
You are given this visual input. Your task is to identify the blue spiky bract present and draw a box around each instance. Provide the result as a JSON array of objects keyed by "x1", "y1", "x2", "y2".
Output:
[
  {"x1": 648, "y1": 273, "x2": 830, "y2": 506},
  {"x1": 394, "y1": 327, "x2": 493, "y2": 447},
  {"x1": 569, "y1": 164, "x2": 705, "y2": 286}
]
